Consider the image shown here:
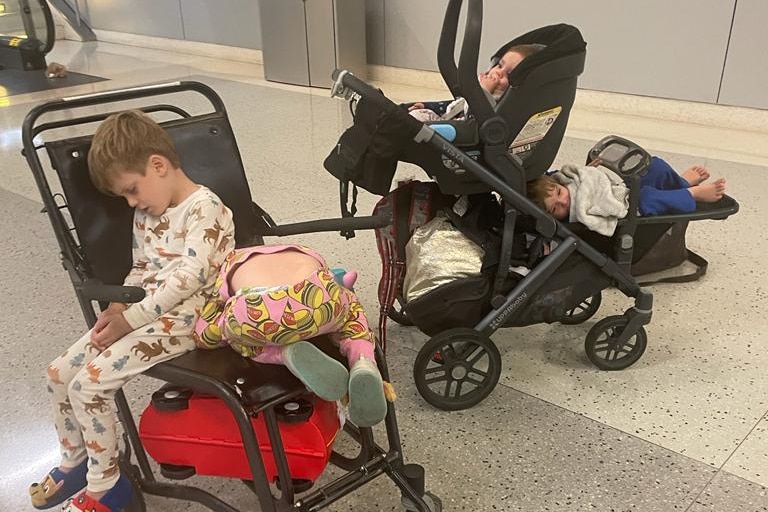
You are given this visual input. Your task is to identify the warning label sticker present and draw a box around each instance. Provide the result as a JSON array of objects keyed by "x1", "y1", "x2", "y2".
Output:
[{"x1": 509, "y1": 106, "x2": 562, "y2": 158}]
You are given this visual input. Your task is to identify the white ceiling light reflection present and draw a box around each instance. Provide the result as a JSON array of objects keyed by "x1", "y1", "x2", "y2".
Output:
[{"x1": 0, "y1": 126, "x2": 21, "y2": 150}]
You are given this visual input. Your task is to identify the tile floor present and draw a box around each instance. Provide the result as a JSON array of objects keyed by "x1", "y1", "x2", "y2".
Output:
[{"x1": 1, "y1": 40, "x2": 767, "y2": 511}]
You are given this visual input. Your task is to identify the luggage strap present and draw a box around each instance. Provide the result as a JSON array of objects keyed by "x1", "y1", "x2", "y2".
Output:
[{"x1": 636, "y1": 249, "x2": 708, "y2": 286}]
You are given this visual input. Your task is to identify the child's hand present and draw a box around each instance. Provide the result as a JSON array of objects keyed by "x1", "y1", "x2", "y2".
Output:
[
  {"x1": 91, "y1": 312, "x2": 133, "y2": 350},
  {"x1": 105, "y1": 302, "x2": 128, "y2": 314},
  {"x1": 95, "y1": 302, "x2": 127, "y2": 328},
  {"x1": 408, "y1": 102, "x2": 425, "y2": 111}
]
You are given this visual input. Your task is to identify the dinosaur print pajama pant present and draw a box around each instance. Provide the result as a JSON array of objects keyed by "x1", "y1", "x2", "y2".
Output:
[{"x1": 46, "y1": 312, "x2": 196, "y2": 492}]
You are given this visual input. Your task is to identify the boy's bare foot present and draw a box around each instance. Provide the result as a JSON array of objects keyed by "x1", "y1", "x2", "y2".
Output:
[
  {"x1": 688, "y1": 178, "x2": 726, "y2": 203},
  {"x1": 681, "y1": 165, "x2": 711, "y2": 186}
]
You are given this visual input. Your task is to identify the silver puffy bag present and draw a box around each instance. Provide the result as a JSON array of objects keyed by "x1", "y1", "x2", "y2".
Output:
[{"x1": 403, "y1": 216, "x2": 485, "y2": 301}]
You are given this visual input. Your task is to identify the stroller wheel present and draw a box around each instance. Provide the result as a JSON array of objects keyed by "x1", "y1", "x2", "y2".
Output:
[
  {"x1": 585, "y1": 315, "x2": 647, "y2": 370},
  {"x1": 414, "y1": 328, "x2": 501, "y2": 411},
  {"x1": 388, "y1": 296, "x2": 414, "y2": 326},
  {"x1": 560, "y1": 292, "x2": 602, "y2": 325},
  {"x1": 402, "y1": 491, "x2": 443, "y2": 512},
  {"x1": 274, "y1": 477, "x2": 314, "y2": 493},
  {"x1": 160, "y1": 463, "x2": 196, "y2": 480}
]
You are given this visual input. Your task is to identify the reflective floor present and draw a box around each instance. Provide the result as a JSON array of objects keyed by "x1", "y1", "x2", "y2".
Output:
[{"x1": 1, "y1": 40, "x2": 767, "y2": 511}]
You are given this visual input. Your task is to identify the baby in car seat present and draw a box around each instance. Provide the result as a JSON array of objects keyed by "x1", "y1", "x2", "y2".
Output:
[
  {"x1": 408, "y1": 43, "x2": 544, "y2": 122},
  {"x1": 193, "y1": 244, "x2": 392, "y2": 428},
  {"x1": 527, "y1": 156, "x2": 727, "y2": 236}
]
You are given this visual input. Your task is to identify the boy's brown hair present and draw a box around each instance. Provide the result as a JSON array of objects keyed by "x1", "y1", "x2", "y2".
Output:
[
  {"x1": 87, "y1": 110, "x2": 181, "y2": 194},
  {"x1": 527, "y1": 175, "x2": 558, "y2": 210}
]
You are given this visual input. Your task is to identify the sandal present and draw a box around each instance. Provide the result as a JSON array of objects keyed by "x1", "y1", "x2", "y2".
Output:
[
  {"x1": 347, "y1": 356, "x2": 387, "y2": 427},
  {"x1": 283, "y1": 341, "x2": 349, "y2": 401},
  {"x1": 29, "y1": 459, "x2": 87, "y2": 510},
  {"x1": 63, "y1": 473, "x2": 133, "y2": 512}
]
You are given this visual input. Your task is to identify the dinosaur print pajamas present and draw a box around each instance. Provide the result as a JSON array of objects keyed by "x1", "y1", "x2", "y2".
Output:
[{"x1": 45, "y1": 186, "x2": 234, "y2": 492}]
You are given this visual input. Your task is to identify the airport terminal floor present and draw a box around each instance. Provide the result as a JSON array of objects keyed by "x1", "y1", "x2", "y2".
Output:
[{"x1": 1, "y1": 39, "x2": 768, "y2": 511}]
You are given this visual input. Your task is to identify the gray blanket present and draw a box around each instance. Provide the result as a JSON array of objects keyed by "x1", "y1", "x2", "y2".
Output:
[{"x1": 553, "y1": 164, "x2": 629, "y2": 236}]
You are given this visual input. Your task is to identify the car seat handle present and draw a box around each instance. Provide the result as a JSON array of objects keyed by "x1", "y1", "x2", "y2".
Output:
[
  {"x1": 457, "y1": 0, "x2": 495, "y2": 125},
  {"x1": 437, "y1": 0, "x2": 463, "y2": 97}
]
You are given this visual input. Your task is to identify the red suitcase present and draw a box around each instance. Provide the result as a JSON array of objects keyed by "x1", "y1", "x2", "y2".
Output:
[{"x1": 139, "y1": 386, "x2": 341, "y2": 484}]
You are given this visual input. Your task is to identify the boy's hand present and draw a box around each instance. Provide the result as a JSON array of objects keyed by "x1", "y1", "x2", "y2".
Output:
[
  {"x1": 408, "y1": 102, "x2": 425, "y2": 111},
  {"x1": 95, "y1": 302, "x2": 128, "y2": 329},
  {"x1": 106, "y1": 302, "x2": 128, "y2": 314},
  {"x1": 91, "y1": 312, "x2": 133, "y2": 350}
]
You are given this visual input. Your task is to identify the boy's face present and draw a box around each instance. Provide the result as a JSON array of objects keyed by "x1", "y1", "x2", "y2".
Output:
[
  {"x1": 478, "y1": 50, "x2": 524, "y2": 98},
  {"x1": 543, "y1": 183, "x2": 570, "y2": 220},
  {"x1": 110, "y1": 155, "x2": 175, "y2": 216}
]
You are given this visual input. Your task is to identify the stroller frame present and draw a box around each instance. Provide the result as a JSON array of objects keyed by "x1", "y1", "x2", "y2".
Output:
[
  {"x1": 326, "y1": 0, "x2": 738, "y2": 411},
  {"x1": 21, "y1": 81, "x2": 440, "y2": 512}
]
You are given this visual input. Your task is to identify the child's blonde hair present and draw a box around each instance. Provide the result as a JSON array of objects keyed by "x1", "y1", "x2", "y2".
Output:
[
  {"x1": 87, "y1": 110, "x2": 181, "y2": 194},
  {"x1": 527, "y1": 175, "x2": 558, "y2": 210}
]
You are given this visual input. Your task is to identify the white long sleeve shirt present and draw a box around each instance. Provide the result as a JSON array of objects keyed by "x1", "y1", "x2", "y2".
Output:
[{"x1": 122, "y1": 186, "x2": 235, "y2": 330}]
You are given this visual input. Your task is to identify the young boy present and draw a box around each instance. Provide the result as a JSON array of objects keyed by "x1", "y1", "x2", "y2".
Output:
[
  {"x1": 527, "y1": 157, "x2": 726, "y2": 236},
  {"x1": 29, "y1": 110, "x2": 235, "y2": 512},
  {"x1": 408, "y1": 44, "x2": 544, "y2": 122}
]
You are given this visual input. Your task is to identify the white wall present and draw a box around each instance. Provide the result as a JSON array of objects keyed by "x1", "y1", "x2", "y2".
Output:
[{"x1": 79, "y1": 0, "x2": 765, "y2": 109}]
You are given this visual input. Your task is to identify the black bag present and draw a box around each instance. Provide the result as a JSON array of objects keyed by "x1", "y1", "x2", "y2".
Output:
[
  {"x1": 630, "y1": 221, "x2": 707, "y2": 285},
  {"x1": 323, "y1": 93, "x2": 422, "y2": 196},
  {"x1": 404, "y1": 275, "x2": 493, "y2": 336}
]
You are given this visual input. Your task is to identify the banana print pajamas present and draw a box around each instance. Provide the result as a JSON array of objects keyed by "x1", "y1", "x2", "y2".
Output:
[
  {"x1": 193, "y1": 245, "x2": 377, "y2": 365},
  {"x1": 44, "y1": 186, "x2": 234, "y2": 493}
]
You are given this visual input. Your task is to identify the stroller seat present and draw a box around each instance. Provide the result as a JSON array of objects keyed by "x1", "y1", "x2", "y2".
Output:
[{"x1": 325, "y1": 23, "x2": 586, "y2": 198}]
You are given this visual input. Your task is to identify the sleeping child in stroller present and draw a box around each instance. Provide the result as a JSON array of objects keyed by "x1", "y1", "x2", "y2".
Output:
[
  {"x1": 527, "y1": 157, "x2": 727, "y2": 235},
  {"x1": 408, "y1": 43, "x2": 544, "y2": 121},
  {"x1": 193, "y1": 244, "x2": 392, "y2": 428}
]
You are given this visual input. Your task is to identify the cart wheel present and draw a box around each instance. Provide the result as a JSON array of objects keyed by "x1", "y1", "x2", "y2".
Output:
[
  {"x1": 150, "y1": 386, "x2": 193, "y2": 412},
  {"x1": 388, "y1": 296, "x2": 414, "y2": 326},
  {"x1": 119, "y1": 457, "x2": 147, "y2": 512},
  {"x1": 275, "y1": 477, "x2": 314, "y2": 493},
  {"x1": 560, "y1": 293, "x2": 602, "y2": 325},
  {"x1": 413, "y1": 328, "x2": 501, "y2": 411},
  {"x1": 402, "y1": 491, "x2": 443, "y2": 512},
  {"x1": 276, "y1": 398, "x2": 313, "y2": 424},
  {"x1": 585, "y1": 315, "x2": 647, "y2": 370},
  {"x1": 160, "y1": 463, "x2": 196, "y2": 480}
]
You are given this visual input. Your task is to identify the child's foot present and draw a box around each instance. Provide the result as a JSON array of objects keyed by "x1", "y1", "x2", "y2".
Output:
[
  {"x1": 65, "y1": 473, "x2": 133, "y2": 511},
  {"x1": 689, "y1": 178, "x2": 726, "y2": 202},
  {"x1": 681, "y1": 165, "x2": 711, "y2": 186},
  {"x1": 342, "y1": 270, "x2": 358, "y2": 290},
  {"x1": 331, "y1": 268, "x2": 358, "y2": 290},
  {"x1": 283, "y1": 341, "x2": 349, "y2": 401},
  {"x1": 347, "y1": 356, "x2": 387, "y2": 428},
  {"x1": 29, "y1": 459, "x2": 87, "y2": 509}
]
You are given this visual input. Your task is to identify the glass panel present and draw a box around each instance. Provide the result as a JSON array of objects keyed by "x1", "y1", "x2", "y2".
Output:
[{"x1": 0, "y1": 1, "x2": 51, "y2": 49}]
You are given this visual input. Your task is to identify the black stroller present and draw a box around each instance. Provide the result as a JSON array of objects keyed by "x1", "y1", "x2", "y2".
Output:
[
  {"x1": 324, "y1": 0, "x2": 739, "y2": 411},
  {"x1": 22, "y1": 82, "x2": 442, "y2": 511}
]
